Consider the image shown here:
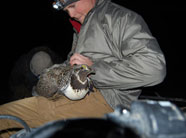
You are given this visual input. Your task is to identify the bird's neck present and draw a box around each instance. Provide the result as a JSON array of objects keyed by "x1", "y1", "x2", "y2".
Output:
[{"x1": 70, "y1": 74, "x2": 88, "y2": 90}]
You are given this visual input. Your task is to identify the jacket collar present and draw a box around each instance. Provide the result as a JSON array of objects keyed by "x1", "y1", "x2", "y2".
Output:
[
  {"x1": 82, "y1": 0, "x2": 109, "y2": 25},
  {"x1": 96, "y1": 0, "x2": 110, "y2": 6}
]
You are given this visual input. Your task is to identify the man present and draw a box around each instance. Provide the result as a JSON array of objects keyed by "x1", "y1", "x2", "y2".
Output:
[
  {"x1": 0, "y1": 0, "x2": 166, "y2": 137},
  {"x1": 58, "y1": 0, "x2": 166, "y2": 108}
]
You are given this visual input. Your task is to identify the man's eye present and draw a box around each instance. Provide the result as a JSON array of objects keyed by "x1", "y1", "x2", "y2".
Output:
[{"x1": 69, "y1": 4, "x2": 75, "y2": 8}]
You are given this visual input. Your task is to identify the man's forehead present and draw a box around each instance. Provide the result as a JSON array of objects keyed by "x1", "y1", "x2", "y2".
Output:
[
  {"x1": 63, "y1": 0, "x2": 80, "y2": 10},
  {"x1": 60, "y1": 0, "x2": 80, "y2": 4}
]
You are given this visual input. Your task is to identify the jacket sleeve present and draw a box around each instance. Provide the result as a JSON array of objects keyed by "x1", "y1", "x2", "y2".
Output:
[{"x1": 90, "y1": 13, "x2": 166, "y2": 89}]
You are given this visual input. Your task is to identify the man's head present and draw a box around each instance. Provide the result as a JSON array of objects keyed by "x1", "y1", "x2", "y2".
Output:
[{"x1": 53, "y1": 0, "x2": 96, "y2": 24}]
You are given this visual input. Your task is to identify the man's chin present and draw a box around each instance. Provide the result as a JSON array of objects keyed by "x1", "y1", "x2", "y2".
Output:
[
  {"x1": 73, "y1": 18, "x2": 81, "y2": 23},
  {"x1": 77, "y1": 17, "x2": 84, "y2": 24}
]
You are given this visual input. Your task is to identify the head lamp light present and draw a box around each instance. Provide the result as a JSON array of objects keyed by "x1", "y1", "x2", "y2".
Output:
[
  {"x1": 53, "y1": 0, "x2": 79, "y2": 10},
  {"x1": 53, "y1": 0, "x2": 63, "y2": 10}
]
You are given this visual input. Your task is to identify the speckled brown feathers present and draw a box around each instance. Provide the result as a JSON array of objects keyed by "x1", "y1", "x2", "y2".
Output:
[
  {"x1": 34, "y1": 64, "x2": 94, "y2": 100},
  {"x1": 34, "y1": 64, "x2": 72, "y2": 99}
]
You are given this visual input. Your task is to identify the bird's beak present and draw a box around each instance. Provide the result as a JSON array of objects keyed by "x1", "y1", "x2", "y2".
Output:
[{"x1": 87, "y1": 68, "x2": 95, "y2": 76}]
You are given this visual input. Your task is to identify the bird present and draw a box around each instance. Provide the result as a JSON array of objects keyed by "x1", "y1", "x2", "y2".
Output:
[{"x1": 33, "y1": 64, "x2": 94, "y2": 100}]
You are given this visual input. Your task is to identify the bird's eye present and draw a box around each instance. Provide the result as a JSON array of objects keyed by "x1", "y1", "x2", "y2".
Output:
[{"x1": 81, "y1": 65, "x2": 87, "y2": 69}]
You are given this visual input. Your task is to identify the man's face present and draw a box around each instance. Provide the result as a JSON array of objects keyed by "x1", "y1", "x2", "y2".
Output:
[{"x1": 63, "y1": 0, "x2": 96, "y2": 24}]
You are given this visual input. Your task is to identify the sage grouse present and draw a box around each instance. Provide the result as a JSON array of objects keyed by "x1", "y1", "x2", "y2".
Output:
[{"x1": 33, "y1": 64, "x2": 94, "y2": 100}]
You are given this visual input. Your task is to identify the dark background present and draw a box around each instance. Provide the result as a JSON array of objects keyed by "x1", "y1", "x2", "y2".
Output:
[{"x1": 1, "y1": 0, "x2": 186, "y2": 105}]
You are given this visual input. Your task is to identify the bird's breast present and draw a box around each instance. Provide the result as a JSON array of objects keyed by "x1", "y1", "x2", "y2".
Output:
[{"x1": 62, "y1": 85, "x2": 89, "y2": 100}]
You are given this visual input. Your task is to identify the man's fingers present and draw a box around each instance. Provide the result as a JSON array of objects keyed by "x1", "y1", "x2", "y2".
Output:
[
  {"x1": 70, "y1": 53, "x2": 80, "y2": 62},
  {"x1": 70, "y1": 53, "x2": 93, "y2": 66},
  {"x1": 70, "y1": 59, "x2": 81, "y2": 66}
]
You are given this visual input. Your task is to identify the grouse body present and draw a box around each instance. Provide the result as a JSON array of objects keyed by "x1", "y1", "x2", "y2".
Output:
[{"x1": 34, "y1": 64, "x2": 94, "y2": 100}]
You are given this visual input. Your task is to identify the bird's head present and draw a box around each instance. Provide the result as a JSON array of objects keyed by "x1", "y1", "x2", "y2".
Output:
[{"x1": 72, "y1": 64, "x2": 94, "y2": 83}]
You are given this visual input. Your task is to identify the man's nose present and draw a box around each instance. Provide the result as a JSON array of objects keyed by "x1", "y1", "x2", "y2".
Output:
[{"x1": 68, "y1": 9, "x2": 76, "y2": 18}]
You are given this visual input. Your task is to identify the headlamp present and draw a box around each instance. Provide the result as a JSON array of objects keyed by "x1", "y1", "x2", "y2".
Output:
[
  {"x1": 53, "y1": 0, "x2": 80, "y2": 10},
  {"x1": 53, "y1": 0, "x2": 63, "y2": 10}
]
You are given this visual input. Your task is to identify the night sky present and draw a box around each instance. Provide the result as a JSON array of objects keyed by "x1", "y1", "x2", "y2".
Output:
[{"x1": 1, "y1": 0, "x2": 186, "y2": 105}]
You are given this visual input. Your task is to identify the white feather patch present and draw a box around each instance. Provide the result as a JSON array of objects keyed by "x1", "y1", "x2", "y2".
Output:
[{"x1": 62, "y1": 85, "x2": 89, "y2": 100}]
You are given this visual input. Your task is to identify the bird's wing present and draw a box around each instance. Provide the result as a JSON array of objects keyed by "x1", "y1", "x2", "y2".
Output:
[
  {"x1": 53, "y1": 65, "x2": 72, "y2": 93},
  {"x1": 58, "y1": 70, "x2": 72, "y2": 93}
]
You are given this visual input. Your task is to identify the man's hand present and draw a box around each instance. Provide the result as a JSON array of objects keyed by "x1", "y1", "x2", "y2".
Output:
[{"x1": 70, "y1": 53, "x2": 93, "y2": 66}]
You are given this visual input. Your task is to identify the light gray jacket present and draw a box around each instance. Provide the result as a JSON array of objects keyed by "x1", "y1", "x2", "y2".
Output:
[{"x1": 66, "y1": 0, "x2": 166, "y2": 109}]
